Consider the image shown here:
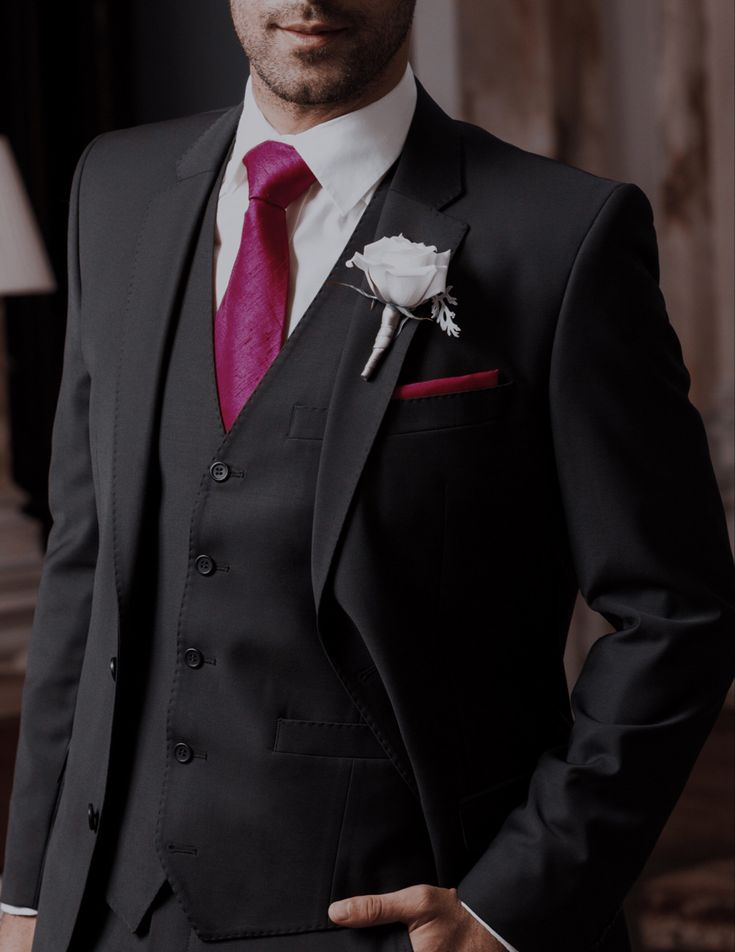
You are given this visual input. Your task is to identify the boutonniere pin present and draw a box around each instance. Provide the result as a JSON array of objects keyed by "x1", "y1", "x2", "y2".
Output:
[{"x1": 343, "y1": 234, "x2": 460, "y2": 380}]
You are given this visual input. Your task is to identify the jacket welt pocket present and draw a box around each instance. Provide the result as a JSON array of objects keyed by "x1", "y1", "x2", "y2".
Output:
[
  {"x1": 458, "y1": 766, "x2": 534, "y2": 858},
  {"x1": 380, "y1": 379, "x2": 515, "y2": 435},
  {"x1": 273, "y1": 717, "x2": 389, "y2": 759},
  {"x1": 287, "y1": 405, "x2": 328, "y2": 440},
  {"x1": 287, "y1": 380, "x2": 514, "y2": 441}
]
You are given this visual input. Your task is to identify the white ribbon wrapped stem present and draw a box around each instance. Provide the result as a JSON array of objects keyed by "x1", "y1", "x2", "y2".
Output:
[{"x1": 360, "y1": 303, "x2": 402, "y2": 380}]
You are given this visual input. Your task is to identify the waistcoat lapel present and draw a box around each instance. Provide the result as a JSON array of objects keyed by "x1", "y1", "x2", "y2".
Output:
[{"x1": 111, "y1": 105, "x2": 241, "y2": 617}]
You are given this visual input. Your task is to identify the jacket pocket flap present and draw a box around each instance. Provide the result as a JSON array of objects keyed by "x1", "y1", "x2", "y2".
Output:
[{"x1": 273, "y1": 717, "x2": 389, "y2": 759}]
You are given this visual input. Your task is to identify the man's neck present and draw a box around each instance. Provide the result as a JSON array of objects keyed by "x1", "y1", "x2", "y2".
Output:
[{"x1": 249, "y1": 52, "x2": 410, "y2": 134}]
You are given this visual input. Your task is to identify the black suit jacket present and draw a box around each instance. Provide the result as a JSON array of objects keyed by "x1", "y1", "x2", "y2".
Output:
[{"x1": 2, "y1": 82, "x2": 734, "y2": 952}]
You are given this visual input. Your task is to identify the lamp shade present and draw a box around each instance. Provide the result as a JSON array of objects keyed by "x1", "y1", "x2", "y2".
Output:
[{"x1": 0, "y1": 136, "x2": 56, "y2": 296}]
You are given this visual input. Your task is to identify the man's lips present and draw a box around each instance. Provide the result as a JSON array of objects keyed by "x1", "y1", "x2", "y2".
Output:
[{"x1": 277, "y1": 21, "x2": 348, "y2": 47}]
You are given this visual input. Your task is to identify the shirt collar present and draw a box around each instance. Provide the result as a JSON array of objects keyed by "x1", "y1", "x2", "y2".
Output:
[{"x1": 224, "y1": 64, "x2": 417, "y2": 216}]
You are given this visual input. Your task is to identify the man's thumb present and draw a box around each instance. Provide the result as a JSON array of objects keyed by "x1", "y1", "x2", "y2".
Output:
[{"x1": 328, "y1": 887, "x2": 414, "y2": 926}]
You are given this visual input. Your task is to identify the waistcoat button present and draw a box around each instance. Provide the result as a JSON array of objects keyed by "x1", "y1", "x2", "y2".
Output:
[
  {"x1": 195, "y1": 554, "x2": 216, "y2": 576},
  {"x1": 87, "y1": 803, "x2": 99, "y2": 832},
  {"x1": 209, "y1": 461, "x2": 230, "y2": 482},
  {"x1": 109, "y1": 656, "x2": 117, "y2": 681},
  {"x1": 174, "y1": 742, "x2": 194, "y2": 764},
  {"x1": 184, "y1": 648, "x2": 204, "y2": 669}
]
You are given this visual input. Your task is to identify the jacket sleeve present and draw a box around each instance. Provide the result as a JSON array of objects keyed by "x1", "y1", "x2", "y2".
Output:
[
  {"x1": 455, "y1": 182, "x2": 735, "y2": 951},
  {"x1": 1, "y1": 136, "x2": 101, "y2": 908}
]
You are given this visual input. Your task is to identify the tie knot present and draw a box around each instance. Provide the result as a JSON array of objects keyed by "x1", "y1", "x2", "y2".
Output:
[{"x1": 243, "y1": 140, "x2": 316, "y2": 209}]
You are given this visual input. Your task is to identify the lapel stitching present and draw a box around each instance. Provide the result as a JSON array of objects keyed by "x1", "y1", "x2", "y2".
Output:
[{"x1": 112, "y1": 109, "x2": 241, "y2": 621}]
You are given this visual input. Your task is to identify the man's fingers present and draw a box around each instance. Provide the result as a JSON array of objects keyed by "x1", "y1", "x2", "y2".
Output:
[{"x1": 328, "y1": 884, "x2": 439, "y2": 927}]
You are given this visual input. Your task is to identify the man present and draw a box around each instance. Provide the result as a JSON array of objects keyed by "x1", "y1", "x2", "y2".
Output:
[{"x1": 1, "y1": 1, "x2": 734, "y2": 950}]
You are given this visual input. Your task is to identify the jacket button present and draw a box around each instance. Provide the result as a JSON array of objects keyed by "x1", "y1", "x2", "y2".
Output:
[
  {"x1": 184, "y1": 648, "x2": 204, "y2": 669},
  {"x1": 87, "y1": 803, "x2": 99, "y2": 832},
  {"x1": 174, "y1": 742, "x2": 193, "y2": 764},
  {"x1": 195, "y1": 554, "x2": 215, "y2": 576},
  {"x1": 209, "y1": 461, "x2": 230, "y2": 482},
  {"x1": 109, "y1": 656, "x2": 117, "y2": 681}
]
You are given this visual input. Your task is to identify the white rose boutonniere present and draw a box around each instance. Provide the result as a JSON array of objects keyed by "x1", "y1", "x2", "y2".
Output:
[{"x1": 344, "y1": 234, "x2": 460, "y2": 380}]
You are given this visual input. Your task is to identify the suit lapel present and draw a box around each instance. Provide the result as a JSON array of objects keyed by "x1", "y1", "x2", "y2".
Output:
[
  {"x1": 111, "y1": 81, "x2": 468, "y2": 640},
  {"x1": 112, "y1": 105, "x2": 241, "y2": 615},
  {"x1": 312, "y1": 85, "x2": 469, "y2": 621}
]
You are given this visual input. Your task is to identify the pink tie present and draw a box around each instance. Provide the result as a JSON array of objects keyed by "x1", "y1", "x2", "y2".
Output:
[{"x1": 214, "y1": 140, "x2": 316, "y2": 431}]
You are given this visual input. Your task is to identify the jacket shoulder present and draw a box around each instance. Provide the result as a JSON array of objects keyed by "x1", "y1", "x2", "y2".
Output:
[
  {"x1": 77, "y1": 105, "x2": 239, "y2": 194},
  {"x1": 454, "y1": 117, "x2": 634, "y2": 214},
  {"x1": 449, "y1": 116, "x2": 655, "y2": 260}
]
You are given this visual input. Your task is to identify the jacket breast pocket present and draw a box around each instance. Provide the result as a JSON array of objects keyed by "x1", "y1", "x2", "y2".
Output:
[
  {"x1": 458, "y1": 765, "x2": 534, "y2": 863},
  {"x1": 286, "y1": 379, "x2": 515, "y2": 442},
  {"x1": 380, "y1": 378, "x2": 515, "y2": 436}
]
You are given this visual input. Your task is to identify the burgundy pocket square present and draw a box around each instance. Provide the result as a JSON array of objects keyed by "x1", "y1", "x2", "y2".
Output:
[{"x1": 392, "y1": 369, "x2": 500, "y2": 400}]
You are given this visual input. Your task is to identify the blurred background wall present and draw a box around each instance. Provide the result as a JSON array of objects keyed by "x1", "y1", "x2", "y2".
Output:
[{"x1": 1, "y1": 1, "x2": 733, "y2": 948}]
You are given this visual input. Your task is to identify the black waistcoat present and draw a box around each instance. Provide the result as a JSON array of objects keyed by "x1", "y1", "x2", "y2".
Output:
[{"x1": 100, "y1": 156, "x2": 436, "y2": 942}]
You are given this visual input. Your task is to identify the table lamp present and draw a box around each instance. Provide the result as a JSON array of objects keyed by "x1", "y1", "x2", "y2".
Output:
[
  {"x1": 0, "y1": 136, "x2": 56, "y2": 302},
  {"x1": 0, "y1": 136, "x2": 56, "y2": 501}
]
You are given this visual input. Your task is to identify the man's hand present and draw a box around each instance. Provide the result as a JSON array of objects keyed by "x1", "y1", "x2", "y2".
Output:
[
  {"x1": 0, "y1": 911, "x2": 36, "y2": 952},
  {"x1": 328, "y1": 884, "x2": 506, "y2": 951}
]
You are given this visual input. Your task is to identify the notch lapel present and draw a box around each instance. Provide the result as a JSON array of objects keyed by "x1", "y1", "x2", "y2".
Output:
[
  {"x1": 112, "y1": 105, "x2": 241, "y2": 616},
  {"x1": 312, "y1": 85, "x2": 469, "y2": 624}
]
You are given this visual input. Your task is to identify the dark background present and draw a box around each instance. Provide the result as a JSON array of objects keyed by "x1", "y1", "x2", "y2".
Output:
[{"x1": 0, "y1": 0, "x2": 247, "y2": 538}]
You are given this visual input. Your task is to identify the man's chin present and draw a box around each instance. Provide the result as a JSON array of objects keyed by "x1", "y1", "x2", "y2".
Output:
[{"x1": 257, "y1": 63, "x2": 360, "y2": 107}]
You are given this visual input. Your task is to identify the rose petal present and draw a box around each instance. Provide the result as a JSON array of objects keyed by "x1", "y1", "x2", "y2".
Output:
[
  {"x1": 423, "y1": 269, "x2": 449, "y2": 299},
  {"x1": 346, "y1": 252, "x2": 370, "y2": 273},
  {"x1": 389, "y1": 235, "x2": 437, "y2": 254},
  {"x1": 347, "y1": 237, "x2": 453, "y2": 308},
  {"x1": 362, "y1": 235, "x2": 439, "y2": 266},
  {"x1": 363, "y1": 264, "x2": 392, "y2": 302},
  {"x1": 378, "y1": 266, "x2": 442, "y2": 308},
  {"x1": 360, "y1": 236, "x2": 405, "y2": 262},
  {"x1": 382, "y1": 263, "x2": 440, "y2": 277},
  {"x1": 380, "y1": 248, "x2": 437, "y2": 268},
  {"x1": 364, "y1": 271, "x2": 380, "y2": 298}
]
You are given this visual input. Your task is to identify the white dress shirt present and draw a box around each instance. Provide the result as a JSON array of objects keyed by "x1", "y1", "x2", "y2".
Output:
[
  {"x1": 214, "y1": 64, "x2": 417, "y2": 326},
  {"x1": 1, "y1": 65, "x2": 518, "y2": 952}
]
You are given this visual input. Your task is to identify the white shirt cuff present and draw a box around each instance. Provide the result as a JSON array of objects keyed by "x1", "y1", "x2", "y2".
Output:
[
  {"x1": 1, "y1": 903, "x2": 38, "y2": 916},
  {"x1": 461, "y1": 900, "x2": 519, "y2": 952}
]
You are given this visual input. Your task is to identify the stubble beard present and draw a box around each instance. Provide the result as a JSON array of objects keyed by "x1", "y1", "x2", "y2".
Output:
[{"x1": 235, "y1": 3, "x2": 415, "y2": 107}]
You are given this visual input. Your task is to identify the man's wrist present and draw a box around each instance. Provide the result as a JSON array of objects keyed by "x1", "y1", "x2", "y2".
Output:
[
  {"x1": 461, "y1": 900, "x2": 520, "y2": 952},
  {"x1": 0, "y1": 903, "x2": 38, "y2": 916}
]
